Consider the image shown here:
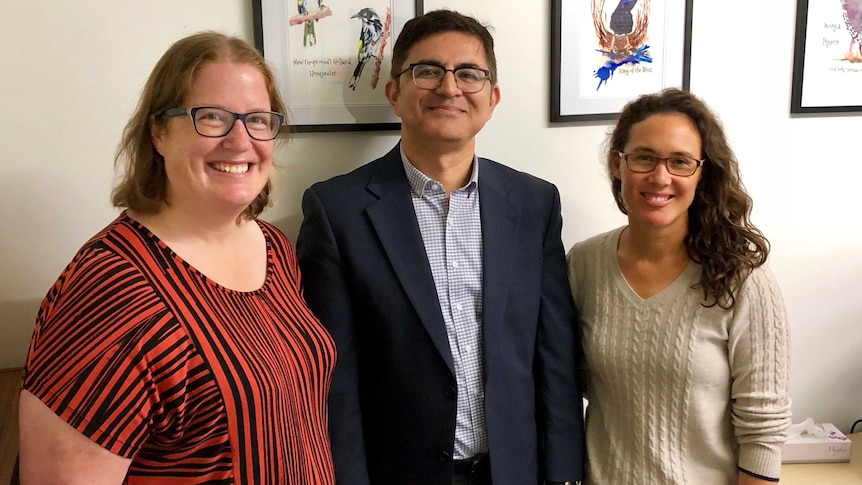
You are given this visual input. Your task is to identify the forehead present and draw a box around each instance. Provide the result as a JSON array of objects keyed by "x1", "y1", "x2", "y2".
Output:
[
  {"x1": 405, "y1": 31, "x2": 488, "y2": 66},
  {"x1": 625, "y1": 112, "x2": 701, "y2": 152},
  {"x1": 185, "y1": 61, "x2": 270, "y2": 107}
]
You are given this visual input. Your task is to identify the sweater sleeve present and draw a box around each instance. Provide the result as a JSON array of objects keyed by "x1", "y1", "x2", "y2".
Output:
[{"x1": 728, "y1": 265, "x2": 792, "y2": 479}]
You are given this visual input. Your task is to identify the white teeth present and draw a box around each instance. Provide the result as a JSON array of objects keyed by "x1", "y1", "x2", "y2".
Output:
[
  {"x1": 212, "y1": 163, "x2": 249, "y2": 174},
  {"x1": 645, "y1": 194, "x2": 671, "y2": 201}
]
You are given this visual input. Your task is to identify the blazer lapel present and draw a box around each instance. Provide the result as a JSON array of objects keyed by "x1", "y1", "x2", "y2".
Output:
[
  {"x1": 479, "y1": 160, "x2": 521, "y2": 362},
  {"x1": 365, "y1": 149, "x2": 455, "y2": 374}
]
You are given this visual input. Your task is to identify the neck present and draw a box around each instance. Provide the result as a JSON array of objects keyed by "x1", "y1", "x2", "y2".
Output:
[
  {"x1": 400, "y1": 136, "x2": 476, "y2": 194},
  {"x1": 619, "y1": 222, "x2": 689, "y2": 263},
  {"x1": 128, "y1": 204, "x2": 249, "y2": 244}
]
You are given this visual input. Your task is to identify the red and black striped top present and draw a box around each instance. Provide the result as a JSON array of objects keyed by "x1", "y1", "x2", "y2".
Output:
[{"x1": 24, "y1": 213, "x2": 336, "y2": 484}]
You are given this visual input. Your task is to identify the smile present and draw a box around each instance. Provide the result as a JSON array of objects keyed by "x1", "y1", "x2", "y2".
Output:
[
  {"x1": 642, "y1": 193, "x2": 673, "y2": 206},
  {"x1": 428, "y1": 104, "x2": 466, "y2": 114},
  {"x1": 210, "y1": 162, "x2": 250, "y2": 174}
]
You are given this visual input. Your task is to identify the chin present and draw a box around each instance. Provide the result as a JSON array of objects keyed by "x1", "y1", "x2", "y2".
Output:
[
  {"x1": 426, "y1": 127, "x2": 473, "y2": 143},
  {"x1": 642, "y1": 214, "x2": 687, "y2": 230},
  {"x1": 220, "y1": 192, "x2": 263, "y2": 210}
]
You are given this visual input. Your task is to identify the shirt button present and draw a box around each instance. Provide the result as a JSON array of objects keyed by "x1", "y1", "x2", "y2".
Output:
[
  {"x1": 455, "y1": 303, "x2": 463, "y2": 311},
  {"x1": 452, "y1": 261, "x2": 460, "y2": 269},
  {"x1": 465, "y1": 345, "x2": 472, "y2": 353}
]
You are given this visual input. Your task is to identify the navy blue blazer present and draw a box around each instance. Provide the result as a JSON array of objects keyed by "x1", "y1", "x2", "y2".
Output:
[{"x1": 296, "y1": 144, "x2": 585, "y2": 485}]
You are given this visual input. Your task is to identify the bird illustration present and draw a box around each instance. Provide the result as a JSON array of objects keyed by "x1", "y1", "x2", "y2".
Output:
[
  {"x1": 297, "y1": 0, "x2": 326, "y2": 47},
  {"x1": 843, "y1": 0, "x2": 862, "y2": 61},
  {"x1": 609, "y1": 0, "x2": 637, "y2": 37},
  {"x1": 591, "y1": 0, "x2": 652, "y2": 90},
  {"x1": 593, "y1": 0, "x2": 650, "y2": 61},
  {"x1": 349, "y1": 8, "x2": 385, "y2": 90}
]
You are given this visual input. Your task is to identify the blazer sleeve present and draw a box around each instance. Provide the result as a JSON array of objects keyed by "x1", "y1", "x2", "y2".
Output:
[
  {"x1": 296, "y1": 186, "x2": 371, "y2": 485},
  {"x1": 534, "y1": 186, "x2": 586, "y2": 481}
]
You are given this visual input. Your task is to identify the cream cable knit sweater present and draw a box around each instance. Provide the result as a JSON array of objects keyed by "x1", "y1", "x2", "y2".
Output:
[{"x1": 567, "y1": 227, "x2": 791, "y2": 485}]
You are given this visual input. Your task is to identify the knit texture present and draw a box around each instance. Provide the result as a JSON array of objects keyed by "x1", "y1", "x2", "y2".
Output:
[{"x1": 567, "y1": 227, "x2": 791, "y2": 485}]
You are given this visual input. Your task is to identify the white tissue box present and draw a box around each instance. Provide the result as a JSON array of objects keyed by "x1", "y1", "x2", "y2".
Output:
[{"x1": 781, "y1": 422, "x2": 852, "y2": 464}]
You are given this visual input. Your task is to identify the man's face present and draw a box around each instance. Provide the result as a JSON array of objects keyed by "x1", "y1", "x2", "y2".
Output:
[{"x1": 385, "y1": 31, "x2": 500, "y2": 147}]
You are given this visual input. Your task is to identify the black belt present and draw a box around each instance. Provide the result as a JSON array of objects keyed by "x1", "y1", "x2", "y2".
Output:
[{"x1": 453, "y1": 452, "x2": 490, "y2": 477}]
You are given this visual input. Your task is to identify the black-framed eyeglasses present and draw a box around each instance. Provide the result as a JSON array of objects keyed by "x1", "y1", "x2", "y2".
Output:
[
  {"x1": 619, "y1": 151, "x2": 705, "y2": 177},
  {"x1": 156, "y1": 106, "x2": 285, "y2": 141},
  {"x1": 394, "y1": 63, "x2": 491, "y2": 93}
]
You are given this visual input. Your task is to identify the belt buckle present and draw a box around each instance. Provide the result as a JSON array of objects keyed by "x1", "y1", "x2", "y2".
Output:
[{"x1": 466, "y1": 453, "x2": 489, "y2": 477}]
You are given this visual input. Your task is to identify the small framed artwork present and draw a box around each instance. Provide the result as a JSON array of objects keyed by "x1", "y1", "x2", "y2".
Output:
[
  {"x1": 253, "y1": 0, "x2": 424, "y2": 132},
  {"x1": 790, "y1": 0, "x2": 862, "y2": 114},
  {"x1": 551, "y1": 0, "x2": 694, "y2": 122}
]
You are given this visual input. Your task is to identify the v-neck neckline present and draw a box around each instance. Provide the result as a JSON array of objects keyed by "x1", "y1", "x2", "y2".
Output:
[{"x1": 608, "y1": 226, "x2": 700, "y2": 306}]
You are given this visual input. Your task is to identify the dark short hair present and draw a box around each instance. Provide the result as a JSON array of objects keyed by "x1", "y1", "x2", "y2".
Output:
[
  {"x1": 112, "y1": 31, "x2": 288, "y2": 221},
  {"x1": 606, "y1": 88, "x2": 769, "y2": 309},
  {"x1": 390, "y1": 9, "x2": 497, "y2": 84}
]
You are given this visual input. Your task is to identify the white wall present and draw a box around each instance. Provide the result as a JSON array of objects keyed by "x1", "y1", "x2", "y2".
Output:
[{"x1": 1, "y1": 1, "x2": 860, "y2": 432}]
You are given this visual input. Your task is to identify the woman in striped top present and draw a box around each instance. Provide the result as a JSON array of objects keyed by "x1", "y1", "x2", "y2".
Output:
[{"x1": 19, "y1": 32, "x2": 336, "y2": 484}]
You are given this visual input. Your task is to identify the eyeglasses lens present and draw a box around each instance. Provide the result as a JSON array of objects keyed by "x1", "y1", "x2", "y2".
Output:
[
  {"x1": 624, "y1": 153, "x2": 699, "y2": 176},
  {"x1": 411, "y1": 64, "x2": 488, "y2": 93},
  {"x1": 192, "y1": 108, "x2": 280, "y2": 140}
]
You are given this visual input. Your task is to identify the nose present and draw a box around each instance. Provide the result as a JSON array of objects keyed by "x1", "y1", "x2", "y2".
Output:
[
  {"x1": 222, "y1": 119, "x2": 254, "y2": 149},
  {"x1": 647, "y1": 160, "x2": 672, "y2": 184},
  {"x1": 435, "y1": 71, "x2": 462, "y2": 96}
]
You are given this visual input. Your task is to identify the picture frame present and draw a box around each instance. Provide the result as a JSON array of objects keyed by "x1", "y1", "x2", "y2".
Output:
[
  {"x1": 550, "y1": 0, "x2": 694, "y2": 123},
  {"x1": 790, "y1": 0, "x2": 862, "y2": 114},
  {"x1": 252, "y1": 0, "x2": 424, "y2": 132}
]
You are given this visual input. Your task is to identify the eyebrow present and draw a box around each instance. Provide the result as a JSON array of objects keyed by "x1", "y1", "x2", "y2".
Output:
[
  {"x1": 629, "y1": 146, "x2": 700, "y2": 158},
  {"x1": 412, "y1": 59, "x2": 485, "y2": 70}
]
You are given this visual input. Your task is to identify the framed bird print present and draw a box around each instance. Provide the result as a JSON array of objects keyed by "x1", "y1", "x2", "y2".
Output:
[
  {"x1": 550, "y1": 0, "x2": 694, "y2": 122},
  {"x1": 790, "y1": 0, "x2": 862, "y2": 114},
  {"x1": 253, "y1": 0, "x2": 424, "y2": 132}
]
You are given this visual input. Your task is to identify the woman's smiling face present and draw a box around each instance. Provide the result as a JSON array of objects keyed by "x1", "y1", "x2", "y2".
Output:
[
  {"x1": 612, "y1": 112, "x2": 703, "y2": 235},
  {"x1": 152, "y1": 61, "x2": 275, "y2": 216}
]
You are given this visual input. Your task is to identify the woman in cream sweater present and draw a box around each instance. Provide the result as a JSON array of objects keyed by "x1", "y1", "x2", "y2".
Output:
[{"x1": 567, "y1": 88, "x2": 791, "y2": 485}]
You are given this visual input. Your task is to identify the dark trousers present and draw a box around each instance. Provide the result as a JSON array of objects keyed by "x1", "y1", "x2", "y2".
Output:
[{"x1": 452, "y1": 453, "x2": 491, "y2": 485}]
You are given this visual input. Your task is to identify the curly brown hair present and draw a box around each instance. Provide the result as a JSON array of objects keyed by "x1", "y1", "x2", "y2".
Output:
[
  {"x1": 112, "y1": 31, "x2": 289, "y2": 221},
  {"x1": 606, "y1": 88, "x2": 768, "y2": 309}
]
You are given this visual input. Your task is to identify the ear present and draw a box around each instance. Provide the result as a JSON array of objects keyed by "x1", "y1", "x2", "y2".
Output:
[
  {"x1": 150, "y1": 116, "x2": 167, "y2": 156},
  {"x1": 611, "y1": 152, "x2": 622, "y2": 179},
  {"x1": 385, "y1": 78, "x2": 405, "y2": 119},
  {"x1": 385, "y1": 78, "x2": 400, "y2": 109},
  {"x1": 487, "y1": 84, "x2": 501, "y2": 113}
]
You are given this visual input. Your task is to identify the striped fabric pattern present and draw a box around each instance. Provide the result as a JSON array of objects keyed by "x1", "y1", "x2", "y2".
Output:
[{"x1": 24, "y1": 214, "x2": 336, "y2": 484}]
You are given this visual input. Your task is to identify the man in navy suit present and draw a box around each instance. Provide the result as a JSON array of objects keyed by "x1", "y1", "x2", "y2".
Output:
[{"x1": 297, "y1": 9, "x2": 584, "y2": 485}]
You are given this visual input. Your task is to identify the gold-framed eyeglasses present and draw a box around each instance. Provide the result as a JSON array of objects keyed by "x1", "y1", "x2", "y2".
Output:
[
  {"x1": 619, "y1": 151, "x2": 705, "y2": 177},
  {"x1": 155, "y1": 106, "x2": 285, "y2": 141},
  {"x1": 394, "y1": 63, "x2": 491, "y2": 93}
]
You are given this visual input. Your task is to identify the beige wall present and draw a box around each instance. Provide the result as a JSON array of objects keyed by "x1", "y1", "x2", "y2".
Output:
[{"x1": 1, "y1": 1, "x2": 860, "y2": 431}]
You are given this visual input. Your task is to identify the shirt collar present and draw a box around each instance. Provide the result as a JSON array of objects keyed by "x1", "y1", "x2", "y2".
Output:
[{"x1": 400, "y1": 144, "x2": 479, "y2": 197}]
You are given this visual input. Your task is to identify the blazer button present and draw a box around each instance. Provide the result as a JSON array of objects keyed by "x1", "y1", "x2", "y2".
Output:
[
  {"x1": 444, "y1": 385, "x2": 456, "y2": 397},
  {"x1": 439, "y1": 451, "x2": 451, "y2": 462}
]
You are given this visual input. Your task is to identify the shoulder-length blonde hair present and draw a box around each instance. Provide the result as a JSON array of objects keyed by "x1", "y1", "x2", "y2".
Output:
[{"x1": 112, "y1": 31, "x2": 289, "y2": 221}]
